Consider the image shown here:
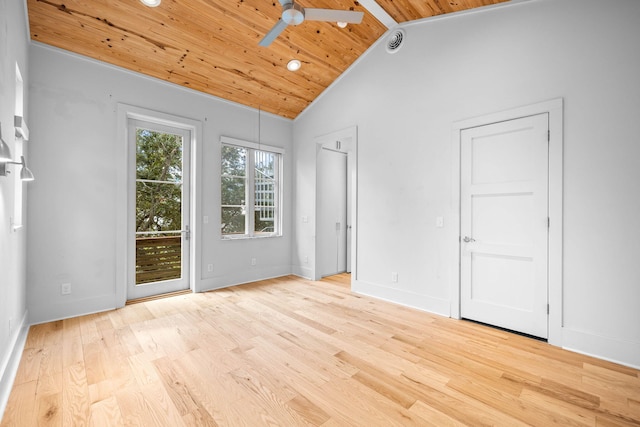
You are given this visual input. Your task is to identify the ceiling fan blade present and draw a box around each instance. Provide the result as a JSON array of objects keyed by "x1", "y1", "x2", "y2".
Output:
[
  {"x1": 259, "y1": 19, "x2": 289, "y2": 47},
  {"x1": 304, "y1": 8, "x2": 364, "y2": 24}
]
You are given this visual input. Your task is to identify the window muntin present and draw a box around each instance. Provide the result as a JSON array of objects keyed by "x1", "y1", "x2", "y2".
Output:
[{"x1": 221, "y1": 138, "x2": 282, "y2": 238}]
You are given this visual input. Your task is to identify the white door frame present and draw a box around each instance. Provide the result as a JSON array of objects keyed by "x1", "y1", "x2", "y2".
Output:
[
  {"x1": 115, "y1": 104, "x2": 203, "y2": 307},
  {"x1": 451, "y1": 99, "x2": 563, "y2": 346},
  {"x1": 127, "y1": 119, "x2": 191, "y2": 300},
  {"x1": 314, "y1": 126, "x2": 358, "y2": 282}
]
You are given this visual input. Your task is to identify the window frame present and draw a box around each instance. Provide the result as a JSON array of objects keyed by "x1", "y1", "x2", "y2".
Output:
[{"x1": 220, "y1": 136, "x2": 284, "y2": 239}]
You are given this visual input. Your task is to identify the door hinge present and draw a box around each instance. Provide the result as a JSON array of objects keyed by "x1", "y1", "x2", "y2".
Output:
[
  {"x1": 184, "y1": 225, "x2": 190, "y2": 240},
  {"x1": 547, "y1": 304, "x2": 550, "y2": 315},
  {"x1": 547, "y1": 130, "x2": 550, "y2": 142},
  {"x1": 547, "y1": 217, "x2": 550, "y2": 228}
]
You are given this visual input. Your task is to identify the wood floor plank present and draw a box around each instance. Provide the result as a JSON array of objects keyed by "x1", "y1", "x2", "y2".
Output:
[
  {"x1": 2, "y1": 274, "x2": 639, "y2": 426},
  {"x1": 36, "y1": 391, "x2": 62, "y2": 426},
  {"x1": 87, "y1": 396, "x2": 124, "y2": 427},
  {"x1": 0, "y1": 381, "x2": 37, "y2": 426},
  {"x1": 62, "y1": 362, "x2": 91, "y2": 426},
  {"x1": 286, "y1": 393, "x2": 331, "y2": 425},
  {"x1": 11, "y1": 347, "x2": 43, "y2": 385}
]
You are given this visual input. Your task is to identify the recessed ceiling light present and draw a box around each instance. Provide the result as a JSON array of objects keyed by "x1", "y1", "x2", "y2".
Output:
[
  {"x1": 337, "y1": 21, "x2": 348, "y2": 28},
  {"x1": 140, "y1": 0, "x2": 161, "y2": 7},
  {"x1": 287, "y1": 59, "x2": 301, "y2": 72}
]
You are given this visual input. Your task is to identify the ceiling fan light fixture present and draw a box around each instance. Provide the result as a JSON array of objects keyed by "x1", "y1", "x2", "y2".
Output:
[
  {"x1": 287, "y1": 59, "x2": 302, "y2": 72},
  {"x1": 337, "y1": 21, "x2": 348, "y2": 28},
  {"x1": 282, "y1": 3, "x2": 305, "y2": 25},
  {"x1": 140, "y1": 0, "x2": 161, "y2": 7}
]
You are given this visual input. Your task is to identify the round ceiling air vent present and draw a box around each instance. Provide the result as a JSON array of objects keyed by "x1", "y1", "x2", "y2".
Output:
[{"x1": 386, "y1": 29, "x2": 405, "y2": 54}]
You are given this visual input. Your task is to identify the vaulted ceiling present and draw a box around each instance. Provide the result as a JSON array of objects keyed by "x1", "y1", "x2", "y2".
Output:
[{"x1": 26, "y1": 0, "x2": 508, "y2": 119}]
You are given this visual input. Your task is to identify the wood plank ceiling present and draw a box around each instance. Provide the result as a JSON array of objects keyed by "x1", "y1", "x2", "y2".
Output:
[{"x1": 27, "y1": 0, "x2": 508, "y2": 119}]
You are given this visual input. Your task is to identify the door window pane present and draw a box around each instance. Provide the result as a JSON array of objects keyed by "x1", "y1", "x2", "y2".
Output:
[{"x1": 135, "y1": 128, "x2": 184, "y2": 284}]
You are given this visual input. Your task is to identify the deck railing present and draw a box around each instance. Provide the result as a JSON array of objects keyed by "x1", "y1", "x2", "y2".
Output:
[{"x1": 135, "y1": 235, "x2": 182, "y2": 284}]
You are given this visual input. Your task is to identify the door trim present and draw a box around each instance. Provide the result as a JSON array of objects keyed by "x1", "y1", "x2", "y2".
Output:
[
  {"x1": 116, "y1": 104, "x2": 203, "y2": 307},
  {"x1": 451, "y1": 99, "x2": 563, "y2": 346}
]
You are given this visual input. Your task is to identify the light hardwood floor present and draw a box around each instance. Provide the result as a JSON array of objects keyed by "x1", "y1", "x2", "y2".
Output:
[{"x1": 2, "y1": 274, "x2": 639, "y2": 426}]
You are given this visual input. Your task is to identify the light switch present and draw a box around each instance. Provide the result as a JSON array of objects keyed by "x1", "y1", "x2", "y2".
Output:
[{"x1": 436, "y1": 216, "x2": 444, "y2": 228}]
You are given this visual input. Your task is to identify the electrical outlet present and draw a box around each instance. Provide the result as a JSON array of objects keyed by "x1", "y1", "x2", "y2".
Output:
[
  {"x1": 251, "y1": 258, "x2": 257, "y2": 266},
  {"x1": 391, "y1": 272, "x2": 398, "y2": 283},
  {"x1": 207, "y1": 263, "x2": 214, "y2": 272},
  {"x1": 61, "y1": 283, "x2": 71, "y2": 295}
]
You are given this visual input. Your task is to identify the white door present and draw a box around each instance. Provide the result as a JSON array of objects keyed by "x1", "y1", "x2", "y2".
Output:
[
  {"x1": 460, "y1": 113, "x2": 549, "y2": 338},
  {"x1": 318, "y1": 147, "x2": 348, "y2": 277},
  {"x1": 127, "y1": 119, "x2": 191, "y2": 300}
]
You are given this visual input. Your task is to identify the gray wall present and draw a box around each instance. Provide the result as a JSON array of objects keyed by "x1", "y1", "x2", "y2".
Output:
[
  {"x1": 293, "y1": 0, "x2": 640, "y2": 368},
  {"x1": 0, "y1": 1, "x2": 31, "y2": 406},
  {"x1": 0, "y1": 0, "x2": 30, "y2": 412},
  {"x1": 26, "y1": 44, "x2": 293, "y2": 323}
]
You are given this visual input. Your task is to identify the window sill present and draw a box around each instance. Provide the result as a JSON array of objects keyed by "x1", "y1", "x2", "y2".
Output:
[{"x1": 222, "y1": 234, "x2": 282, "y2": 241}]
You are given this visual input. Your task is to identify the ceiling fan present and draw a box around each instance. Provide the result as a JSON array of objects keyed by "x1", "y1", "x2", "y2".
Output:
[{"x1": 259, "y1": 0, "x2": 364, "y2": 47}]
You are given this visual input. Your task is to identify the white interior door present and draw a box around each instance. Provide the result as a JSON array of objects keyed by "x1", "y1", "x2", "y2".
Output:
[
  {"x1": 460, "y1": 113, "x2": 549, "y2": 338},
  {"x1": 127, "y1": 119, "x2": 191, "y2": 300},
  {"x1": 318, "y1": 147, "x2": 348, "y2": 277}
]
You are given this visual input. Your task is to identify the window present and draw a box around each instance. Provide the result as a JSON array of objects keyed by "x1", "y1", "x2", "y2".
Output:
[
  {"x1": 221, "y1": 136, "x2": 283, "y2": 238},
  {"x1": 12, "y1": 64, "x2": 25, "y2": 231}
]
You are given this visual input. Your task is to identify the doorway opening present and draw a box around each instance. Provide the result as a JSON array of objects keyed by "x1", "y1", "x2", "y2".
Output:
[
  {"x1": 314, "y1": 126, "x2": 358, "y2": 282},
  {"x1": 318, "y1": 146, "x2": 348, "y2": 277},
  {"x1": 127, "y1": 119, "x2": 191, "y2": 300}
]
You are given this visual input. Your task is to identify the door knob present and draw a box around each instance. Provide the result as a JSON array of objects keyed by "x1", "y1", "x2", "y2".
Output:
[{"x1": 463, "y1": 236, "x2": 475, "y2": 243}]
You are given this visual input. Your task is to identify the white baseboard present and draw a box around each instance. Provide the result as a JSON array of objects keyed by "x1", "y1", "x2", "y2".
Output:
[
  {"x1": 562, "y1": 327, "x2": 640, "y2": 370},
  {"x1": 291, "y1": 265, "x2": 313, "y2": 280},
  {"x1": 28, "y1": 294, "x2": 117, "y2": 325},
  {"x1": 0, "y1": 311, "x2": 29, "y2": 421},
  {"x1": 352, "y1": 279, "x2": 450, "y2": 317},
  {"x1": 198, "y1": 265, "x2": 292, "y2": 292}
]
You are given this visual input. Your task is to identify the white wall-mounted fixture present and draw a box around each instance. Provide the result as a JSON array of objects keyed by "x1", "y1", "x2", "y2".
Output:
[
  {"x1": 337, "y1": 21, "x2": 348, "y2": 28},
  {"x1": 0, "y1": 156, "x2": 35, "y2": 181},
  {"x1": 0, "y1": 123, "x2": 12, "y2": 161},
  {"x1": 0, "y1": 122, "x2": 33, "y2": 180},
  {"x1": 0, "y1": 136, "x2": 11, "y2": 162},
  {"x1": 14, "y1": 115, "x2": 29, "y2": 140},
  {"x1": 140, "y1": 0, "x2": 161, "y2": 7},
  {"x1": 287, "y1": 59, "x2": 301, "y2": 71}
]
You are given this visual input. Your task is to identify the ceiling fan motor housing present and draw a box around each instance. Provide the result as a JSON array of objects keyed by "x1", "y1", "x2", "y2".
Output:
[{"x1": 283, "y1": 3, "x2": 305, "y2": 25}]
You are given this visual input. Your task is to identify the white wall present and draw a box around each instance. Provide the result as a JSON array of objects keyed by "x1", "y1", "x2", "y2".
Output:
[
  {"x1": 293, "y1": 0, "x2": 640, "y2": 368},
  {"x1": 27, "y1": 44, "x2": 293, "y2": 323},
  {"x1": 0, "y1": 0, "x2": 31, "y2": 415}
]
